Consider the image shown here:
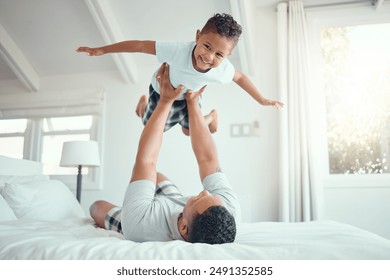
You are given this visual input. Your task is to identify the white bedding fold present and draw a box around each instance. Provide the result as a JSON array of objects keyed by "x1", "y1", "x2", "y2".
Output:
[{"x1": 1, "y1": 219, "x2": 389, "y2": 260}]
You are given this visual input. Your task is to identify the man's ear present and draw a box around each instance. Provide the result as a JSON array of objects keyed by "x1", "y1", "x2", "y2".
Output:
[{"x1": 178, "y1": 216, "x2": 189, "y2": 241}]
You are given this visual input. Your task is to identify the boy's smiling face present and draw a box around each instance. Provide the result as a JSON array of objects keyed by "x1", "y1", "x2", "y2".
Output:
[{"x1": 192, "y1": 30, "x2": 235, "y2": 72}]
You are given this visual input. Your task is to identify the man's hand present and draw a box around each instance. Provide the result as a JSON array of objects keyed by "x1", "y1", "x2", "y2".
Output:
[
  {"x1": 157, "y1": 63, "x2": 183, "y2": 103},
  {"x1": 76, "y1": 46, "x2": 104, "y2": 56},
  {"x1": 184, "y1": 86, "x2": 206, "y2": 106}
]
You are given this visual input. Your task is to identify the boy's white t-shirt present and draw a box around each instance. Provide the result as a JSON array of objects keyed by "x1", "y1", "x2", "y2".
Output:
[{"x1": 151, "y1": 41, "x2": 235, "y2": 100}]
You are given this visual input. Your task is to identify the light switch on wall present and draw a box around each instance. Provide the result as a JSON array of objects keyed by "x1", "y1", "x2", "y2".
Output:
[
  {"x1": 230, "y1": 121, "x2": 260, "y2": 137},
  {"x1": 242, "y1": 124, "x2": 251, "y2": 136},
  {"x1": 230, "y1": 124, "x2": 241, "y2": 137},
  {"x1": 252, "y1": 121, "x2": 260, "y2": 137}
]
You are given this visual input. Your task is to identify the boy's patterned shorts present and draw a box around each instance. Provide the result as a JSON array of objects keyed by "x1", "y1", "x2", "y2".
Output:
[
  {"x1": 104, "y1": 180, "x2": 183, "y2": 234},
  {"x1": 141, "y1": 85, "x2": 202, "y2": 131}
]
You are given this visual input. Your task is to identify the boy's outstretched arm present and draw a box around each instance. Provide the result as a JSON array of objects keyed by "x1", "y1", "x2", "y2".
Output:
[
  {"x1": 76, "y1": 40, "x2": 156, "y2": 56},
  {"x1": 233, "y1": 70, "x2": 284, "y2": 109}
]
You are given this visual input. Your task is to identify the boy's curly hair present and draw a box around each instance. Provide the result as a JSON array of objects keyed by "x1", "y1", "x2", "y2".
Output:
[{"x1": 201, "y1": 13, "x2": 242, "y2": 46}]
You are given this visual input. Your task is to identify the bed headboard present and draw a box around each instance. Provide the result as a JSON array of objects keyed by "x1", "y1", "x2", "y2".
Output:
[{"x1": 0, "y1": 155, "x2": 43, "y2": 176}]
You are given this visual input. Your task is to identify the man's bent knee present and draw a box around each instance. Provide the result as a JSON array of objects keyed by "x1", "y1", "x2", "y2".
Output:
[{"x1": 90, "y1": 200, "x2": 117, "y2": 228}]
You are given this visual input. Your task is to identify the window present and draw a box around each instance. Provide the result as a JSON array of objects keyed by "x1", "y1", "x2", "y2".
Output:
[
  {"x1": 307, "y1": 6, "x2": 390, "y2": 187},
  {"x1": 0, "y1": 115, "x2": 99, "y2": 175},
  {"x1": 0, "y1": 88, "x2": 104, "y2": 189},
  {"x1": 0, "y1": 119, "x2": 27, "y2": 159},
  {"x1": 41, "y1": 116, "x2": 94, "y2": 175},
  {"x1": 321, "y1": 23, "x2": 390, "y2": 175}
]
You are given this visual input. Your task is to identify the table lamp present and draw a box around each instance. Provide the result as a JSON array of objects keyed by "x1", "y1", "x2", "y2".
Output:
[{"x1": 60, "y1": 140, "x2": 100, "y2": 202}]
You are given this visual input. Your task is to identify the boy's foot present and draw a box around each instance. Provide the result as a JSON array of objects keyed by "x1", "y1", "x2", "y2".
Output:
[
  {"x1": 181, "y1": 127, "x2": 190, "y2": 136},
  {"x1": 206, "y1": 109, "x2": 218, "y2": 133},
  {"x1": 135, "y1": 95, "x2": 148, "y2": 117}
]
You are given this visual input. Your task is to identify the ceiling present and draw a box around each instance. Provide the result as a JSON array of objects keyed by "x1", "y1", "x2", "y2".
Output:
[
  {"x1": 0, "y1": 0, "x2": 381, "y2": 92},
  {"x1": 0, "y1": 0, "x2": 248, "y2": 92}
]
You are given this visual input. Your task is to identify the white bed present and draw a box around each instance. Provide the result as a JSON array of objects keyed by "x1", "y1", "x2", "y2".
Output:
[{"x1": 1, "y1": 155, "x2": 390, "y2": 260}]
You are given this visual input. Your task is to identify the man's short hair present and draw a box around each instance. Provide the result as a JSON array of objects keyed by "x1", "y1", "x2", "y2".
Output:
[
  {"x1": 201, "y1": 13, "x2": 242, "y2": 46},
  {"x1": 187, "y1": 205, "x2": 236, "y2": 244}
]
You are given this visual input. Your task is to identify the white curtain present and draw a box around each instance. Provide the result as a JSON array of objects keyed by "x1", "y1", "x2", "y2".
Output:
[{"x1": 277, "y1": 0, "x2": 323, "y2": 222}]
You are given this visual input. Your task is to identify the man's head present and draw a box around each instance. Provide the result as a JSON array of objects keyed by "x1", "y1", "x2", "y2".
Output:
[
  {"x1": 178, "y1": 190, "x2": 236, "y2": 244},
  {"x1": 192, "y1": 13, "x2": 242, "y2": 72}
]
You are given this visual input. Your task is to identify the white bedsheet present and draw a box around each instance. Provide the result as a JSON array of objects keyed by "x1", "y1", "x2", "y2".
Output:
[{"x1": 0, "y1": 218, "x2": 389, "y2": 260}]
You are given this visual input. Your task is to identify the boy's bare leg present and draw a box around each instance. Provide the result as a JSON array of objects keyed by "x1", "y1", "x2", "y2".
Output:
[
  {"x1": 205, "y1": 109, "x2": 218, "y2": 133},
  {"x1": 181, "y1": 109, "x2": 218, "y2": 136},
  {"x1": 135, "y1": 95, "x2": 148, "y2": 117},
  {"x1": 182, "y1": 127, "x2": 190, "y2": 136}
]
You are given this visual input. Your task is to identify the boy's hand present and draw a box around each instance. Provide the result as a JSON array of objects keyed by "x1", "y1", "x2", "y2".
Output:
[
  {"x1": 259, "y1": 98, "x2": 284, "y2": 109},
  {"x1": 185, "y1": 86, "x2": 206, "y2": 105},
  {"x1": 156, "y1": 63, "x2": 183, "y2": 103},
  {"x1": 76, "y1": 46, "x2": 104, "y2": 56}
]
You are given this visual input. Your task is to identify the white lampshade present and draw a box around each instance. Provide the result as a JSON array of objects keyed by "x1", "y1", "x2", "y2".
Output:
[{"x1": 60, "y1": 140, "x2": 100, "y2": 167}]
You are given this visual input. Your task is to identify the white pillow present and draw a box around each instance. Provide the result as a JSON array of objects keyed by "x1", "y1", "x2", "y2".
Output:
[
  {"x1": 0, "y1": 155, "x2": 43, "y2": 176},
  {"x1": 0, "y1": 195, "x2": 17, "y2": 222},
  {"x1": 0, "y1": 175, "x2": 49, "y2": 192},
  {"x1": 2, "y1": 179, "x2": 86, "y2": 221}
]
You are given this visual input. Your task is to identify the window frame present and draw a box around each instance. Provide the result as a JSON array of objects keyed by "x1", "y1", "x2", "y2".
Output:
[
  {"x1": 43, "y1": 115, "x2": 102, "y2": 191},
  {"x1": 306, "y1": 5, "x2": 390, "y2": 189}
]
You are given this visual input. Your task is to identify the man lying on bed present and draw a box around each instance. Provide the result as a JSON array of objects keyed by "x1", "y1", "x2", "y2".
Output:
[{"x1": 90, "y1": 63, "x2": 239, "y2": 244}]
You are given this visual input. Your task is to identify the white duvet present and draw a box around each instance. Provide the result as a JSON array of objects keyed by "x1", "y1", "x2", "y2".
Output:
[{"x1": 0, "y1": 218, "x2": 389, "y2": 260}]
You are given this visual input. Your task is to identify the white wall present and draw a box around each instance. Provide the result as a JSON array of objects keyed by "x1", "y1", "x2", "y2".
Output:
[{"x1": 324, "y1": 187, "x2": 390, "y2": 239}]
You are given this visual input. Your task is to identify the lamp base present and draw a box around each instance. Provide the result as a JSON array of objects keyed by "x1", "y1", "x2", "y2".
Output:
[{"x1": 76, "y1": 165, "x2": 82, "y2": 203}]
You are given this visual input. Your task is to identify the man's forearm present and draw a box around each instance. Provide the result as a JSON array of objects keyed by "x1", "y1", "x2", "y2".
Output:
[
  {"x1": 131, "y1": 99, "x2": 173, "y2": 182},
  {"x1": 187, "y1": 102, "x2": 218, "y2": 165},
  {"x1": 135, "y1": 100, "x2": 172, "y2": 166},
  {"x1": 131, "y1": 63, "x2": 180, "y2": 182}
]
